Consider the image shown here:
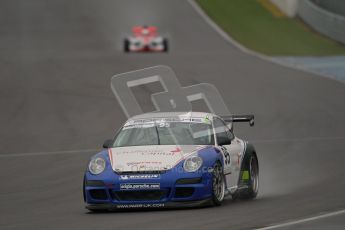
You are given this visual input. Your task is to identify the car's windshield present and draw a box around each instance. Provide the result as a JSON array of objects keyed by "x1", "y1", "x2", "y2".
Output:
[{"x1": 113, "y1": 119, "x2": 214, "y2": 147}]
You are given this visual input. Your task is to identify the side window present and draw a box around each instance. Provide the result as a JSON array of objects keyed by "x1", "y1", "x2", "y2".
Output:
[
  {"x1": 226, "y1": 123, "x2": 235, "y2": 140},
  {"x1": 227, "y1": 129, "x2": 234, "y2": 140},
  {"x1": 213, "y1": 118, "x2": 231, "y2": 145}
]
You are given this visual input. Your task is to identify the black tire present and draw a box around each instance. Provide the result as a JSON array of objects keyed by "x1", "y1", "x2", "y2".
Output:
[
  {"x1": 87, "y1": 208, "x2": 107, "y2": 213},
  {"x1": 211, "y1": 161, "x2": 225, "y2": 206},
  {"x1": 83, "y1": 175, "x2": 86, "y2": 202},
  {"x1": 232, "y1": 153, "x2": 259, "y2": 200},
  {"x1": 124, "y1": 39, "x2": 130, "y2": 52},
  {"x1": 163, "y1": 39, "x2": 168, "y2": 52}
]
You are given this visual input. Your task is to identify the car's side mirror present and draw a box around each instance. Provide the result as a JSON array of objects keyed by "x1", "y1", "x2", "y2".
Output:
[
  {"x1": 102, "y1": 139, "x2": 113, "y2": 149},
  {"x1": 217, "y1": 136, "x2": 231, "y2": 146}
]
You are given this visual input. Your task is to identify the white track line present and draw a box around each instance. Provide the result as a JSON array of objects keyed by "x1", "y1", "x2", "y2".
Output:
[
  {"x1": 0, "y1": 148, "x2": 99, "y2": 158},
  {"x1": 255, "y1": 209, "x2": 345, "y2": 229},
  {"x1": 187, "y1": 0, "x2": 344, "y2": 84}
]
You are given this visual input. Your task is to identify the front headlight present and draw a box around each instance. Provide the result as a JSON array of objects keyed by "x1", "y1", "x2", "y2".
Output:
[
  {"x1": 183, "y1": 155, "x2": 203, "y2": 172},
  {"x1": 88, "y1": 157, "x2": 106, "y2": 175}
]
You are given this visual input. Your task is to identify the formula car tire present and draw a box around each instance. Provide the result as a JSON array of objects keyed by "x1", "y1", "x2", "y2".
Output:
[
  {"x1": 163, "y1": 39, "x2": 168, "y2": 52},
  {"x1": 124, "y1": 39, "x2": 130, "y2": 52}
]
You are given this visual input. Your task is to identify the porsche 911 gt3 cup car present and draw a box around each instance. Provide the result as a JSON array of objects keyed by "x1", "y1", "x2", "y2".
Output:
[
  {"x1": 124, "y1": 25, "x2": 168, "y2": 52},
  {"x1": 83, "y1": 112, "x2": 258, "y2": 211}
]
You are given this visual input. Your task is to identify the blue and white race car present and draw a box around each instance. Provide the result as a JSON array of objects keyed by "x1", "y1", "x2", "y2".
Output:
[{"x1": 83, "y1": 112, "x2": 258, "y2": 211}]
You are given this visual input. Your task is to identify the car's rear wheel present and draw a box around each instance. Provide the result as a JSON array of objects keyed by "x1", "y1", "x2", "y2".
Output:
[
  {"x1": 163, "y1": 39, "x2": 168, "y2": 52},
  {"x1": 124, "y1": 39, "x2": 130, "y2": 52},
  {"x1": 211, "y1": 161, "x2": 225, "y2": 206},
  {"x1": 249, "y1": 155, "x2": 259, "y2": 197},
  {"x1": 232, "y1": 153, "x2": 259, "y2": 200}
]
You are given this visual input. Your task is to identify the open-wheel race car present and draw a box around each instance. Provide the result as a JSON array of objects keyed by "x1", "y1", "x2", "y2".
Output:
[{"x1": 124, "y1": 25, "x2": 168, "y2": 52}]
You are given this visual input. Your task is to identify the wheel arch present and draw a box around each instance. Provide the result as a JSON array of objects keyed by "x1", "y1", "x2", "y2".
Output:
[
  {"x1": 198, "y1": 146, "x2": 224, "y2": 169},
  {"x1": 237, "y1": 142, "x2": 258, "y2": 185}
]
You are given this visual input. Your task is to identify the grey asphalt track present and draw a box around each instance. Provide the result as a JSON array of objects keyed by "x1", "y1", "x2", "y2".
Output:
[{"x1": 1, "y1": 0, "x2": 345, "y2": 229}]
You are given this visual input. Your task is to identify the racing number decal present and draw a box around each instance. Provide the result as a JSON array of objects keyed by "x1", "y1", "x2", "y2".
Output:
[
  {"x1": 158, "y1": 122, "x2": 170, "y2": 128},
  {"x1": 224, "y1": 151, "x2": 231, "y2": 165},
  {"x1": 220, "y1": 146, "x2": 231, "y2": 165}
]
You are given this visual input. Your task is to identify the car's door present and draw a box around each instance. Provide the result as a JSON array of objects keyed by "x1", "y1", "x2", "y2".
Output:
[{"x1": 213, "y1": 117, "x2": 244, "y2": 190}]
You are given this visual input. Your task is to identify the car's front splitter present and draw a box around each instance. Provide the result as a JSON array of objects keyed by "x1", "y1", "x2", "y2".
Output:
[{"x1": 85, "y1": 198, "x2": 213, "y2": 211}]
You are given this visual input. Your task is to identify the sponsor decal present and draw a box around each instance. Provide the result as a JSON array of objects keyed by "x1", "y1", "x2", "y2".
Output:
[
  {"x1": 170, "y1": 147, "x2": 182, "y2": 154},
  {"x1": 120, "y1": 183, "x2": 160, "y2": 190},
  {"x1": 115, "y1": 149, "x2": 179, "y2": 156},
  {"x1": 122, "y1": 123, "x2": 155, "y2": 130},
  {"x1": 242, "y1": 171, "x2": 249, "y2": 180},
  {"x1": 123, "y1": 118, "x2": 213, "y2": 130},
  {"x1": 220, "y1": 146, "x2": 231, "y2": 165},
  {"x1": 125, "y1": 118, "x2": 210, "y2": 126},
  {"x1": 119, "y1": 174, "x2": 160, "y2": 180},
  {"x1": 203, "y1": 114, "x2": 211, "y2": 124},
  {"x1": 126, "y1": 161, "x2": 163, "y2": 165},
  {"x1": 116, "y1": 203, "x2": 165, "y2": 209},
  {"x1": 109, "y1": 145, "x2": 208, "y2": 172}
]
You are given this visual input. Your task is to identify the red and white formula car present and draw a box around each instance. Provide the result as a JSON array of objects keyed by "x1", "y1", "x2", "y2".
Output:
[{"x1": 124, "y1": 26, "x2": 168, "y2": 52}]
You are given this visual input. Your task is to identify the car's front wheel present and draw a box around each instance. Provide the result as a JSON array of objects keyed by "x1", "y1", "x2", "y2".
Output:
[
  {"x1": 83, "y1": 175, "x2": 86, "y2": 202},
  {"x1": 211, "y1": 161, "x2": 225, "y2": 206}
]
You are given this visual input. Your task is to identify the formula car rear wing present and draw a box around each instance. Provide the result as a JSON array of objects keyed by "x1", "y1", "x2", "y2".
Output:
[{"x1": 221, "y1": 114, "x2": 254, "y2": 127}]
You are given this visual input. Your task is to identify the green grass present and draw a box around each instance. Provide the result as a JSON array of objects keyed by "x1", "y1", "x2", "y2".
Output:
[{"x1": 197, "y1": 0, "x2": 345, "y2": 56}]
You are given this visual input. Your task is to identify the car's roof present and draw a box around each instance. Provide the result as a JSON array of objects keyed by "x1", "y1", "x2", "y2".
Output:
[{"x1": 129, "y1": 112, "x2": 217, "y2": 121}]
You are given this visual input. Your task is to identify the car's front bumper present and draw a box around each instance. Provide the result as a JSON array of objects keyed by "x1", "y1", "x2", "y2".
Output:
[{"x1": 84, "y1": 168, "x2": 214, "y2": 209}]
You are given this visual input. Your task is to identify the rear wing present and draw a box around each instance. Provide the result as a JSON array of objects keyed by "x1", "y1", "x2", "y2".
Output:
[{"x1": 221, "y1": 114, "x2": 254, "y2": 127}]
